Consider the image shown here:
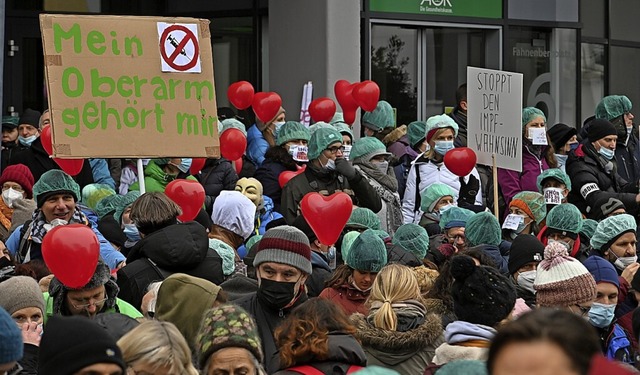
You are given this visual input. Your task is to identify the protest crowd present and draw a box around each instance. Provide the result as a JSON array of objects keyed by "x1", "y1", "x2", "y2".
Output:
[{"x1": 6, "y1": 85, "x2": 640, "y2": 375}]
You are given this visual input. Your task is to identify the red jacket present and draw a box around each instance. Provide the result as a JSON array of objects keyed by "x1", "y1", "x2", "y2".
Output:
[{"x1": 319, "y1": 284, "x2": 369, "y2": 316}]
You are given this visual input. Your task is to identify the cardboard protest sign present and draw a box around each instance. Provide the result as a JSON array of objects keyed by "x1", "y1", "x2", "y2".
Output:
[
  {"x1": 467, "y1": 67, "x2": 523, "y2": 172},
  {"x1": 40, "y1": 14, "x2": 219, "y2": 158}
]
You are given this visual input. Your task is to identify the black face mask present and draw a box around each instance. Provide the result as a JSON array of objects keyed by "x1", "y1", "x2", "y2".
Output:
[
  {"x1": 256, "y1": 278, "x2": 298, "y2": 311},
  {"x1": 0, "y1": 256, "x2": 12, "y2": 269}
]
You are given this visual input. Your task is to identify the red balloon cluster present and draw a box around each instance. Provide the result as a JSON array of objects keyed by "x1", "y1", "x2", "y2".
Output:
[
  {"x1": 308, "y1": 98, "x2": 337, "y2": 123},
  {"x1": 443, "y1": 147, "x2": 477, "y2": 177},
  {"x1": 300, "y1": 192, "x2": 352, "y2": 246},
  {"x1": 334, "y1": 80, "x2": 381, "y2": 124},
  {"x1": 40, "y1": 125, "x2": 85, "y2": 176},
  {"x1": 42, "y1": 224, "x2": 100, "y2": 288},
  {"x1": 165, "y1": 179, "x2": 206, "y2": 222}
]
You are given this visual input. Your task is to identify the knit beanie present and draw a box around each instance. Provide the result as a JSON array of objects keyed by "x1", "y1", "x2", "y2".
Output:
[
  {"x1": 345, "y1": 229, "x2": 388, "y2": 272},
  {"x1": 19, "y1": 108, "x2": 41, "y2": 128},
  {"x1": 0, "y1": 164, "x2": 34, "y2": 199},
  {"x1": 0, "y1": 306, "x2": 22, "y2": 365},
  {"x1": 587, "y1": 118, "x2": 617, "y2": 142},
  {"x1": 546, "y1": 203, "x2": 583, "y2": 238},
  {"x1": 0, "y1": 275, "x2": 46, "y2": 315},
  {"x1": 155, "y1": 273, "x2": 221, "y2": 352},
  {"x1": 197, "y1": 304, "x2": 263, "y2": 368},
  {"x1": 254, "y1": 225, "x2": 312, "y2": 275},
  {"x1": 39, "y1": 315, "x2": 125, "y2": 375},
  {"x1": 547, "y1": 123, "x2": 577, "y2": 151},
  {"x1": 466, "y1": 211, "x2": 502, "y2": 247},
  {"x1": 534, "y1": 242, "x2": 597, "y2": 307},
  {"x1": 392, "y1": 223, "x2": 429, "y2": 260},
  {"x1": 590, "y1": 213, "x2": 636, "y2": 252},
  {"x1": 584, "y1": 255, "x2": 620, "y2": 288},
  {"x1": 438, "y1": 360, "x2": 488, "y2": 375},
  {"x1": 508, "y1": 234, "x2": 545, "y2": 275},
  {"x1": 588, "y1": 196, "x2": 626, "y2": 221},
  {"x1": 346, "y1": 207, "x2": 381, "y2": 231},
  {"x1": 33, "y1": 169, "x2": 81, "y2": 208},
  {"x1": 450, "y1": 255, "x2": 516, "y2": 327},
  {"x1": 509, "y1": 191, "x2": 547, "y2": 224}
]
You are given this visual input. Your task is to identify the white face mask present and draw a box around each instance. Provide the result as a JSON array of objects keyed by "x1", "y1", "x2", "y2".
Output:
[
  {"x1": 1, "y1": 188, "x2": 23, "y2": 208},
  {"x1": 611, "y1": 252, "x2": 638, "y2": 271},
  {"x1": 543, "y1": 187, "x2": 564, "y2": 205},
  {"x1": 517, "y1": 270, "x2": 537, "y2": 295},
  {"x1": 438, "y1": 203, "x2": 455, "y2": 215}
]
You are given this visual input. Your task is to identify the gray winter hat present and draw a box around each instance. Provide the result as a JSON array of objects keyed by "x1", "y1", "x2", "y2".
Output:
[{"x1": 254, "y1": 226, "x2": 312, "y2": 274}]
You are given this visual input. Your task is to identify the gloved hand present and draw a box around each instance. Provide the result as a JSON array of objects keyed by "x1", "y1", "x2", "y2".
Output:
[
  {"x1": 335, "y1": 158, "x2": 358, "y2": 180},
  {"x1": 458, "y1": 175, "x2": 479, "y2": 206}
]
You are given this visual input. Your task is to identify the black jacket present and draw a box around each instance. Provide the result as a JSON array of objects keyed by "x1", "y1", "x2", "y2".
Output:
[
  {"x1": 387, "y1": 243, "x2": 422, "y2": 267},
  {"x1": 116, "y1": 221, "x2": 224, "y2": 309},
  {"x1": 255, "y1": 146, "x2": 300, "y2": 213},
  {"x1": 198, "y1": 158, "x2": 238, "y2": 209},
  {"x1": 615, "y1": 136, "x2": 640, "y2": 184},
  {"x1": 566, "y1": 143, "x2": 638, "y2": 218},
  {"x1": 306, "y1": 251, "x2": 332, "y2": 297},
  {"x1": 1, "y1": 141, "x2": 21, "y2": 173}
]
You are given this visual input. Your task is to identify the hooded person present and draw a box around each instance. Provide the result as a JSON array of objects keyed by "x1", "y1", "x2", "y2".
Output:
[
  {"x1": 0, "y1": 163, "x2": 35, "y2": 240},
  {"x1": 547, "y1": 123, "x2": 578, "y2": 172},
  {"x1": 234, "y1": 225, "x2": 313, "y2": 371},
  {"x1": 255, "y1": 120, "x2": 310, "y2": 213},
  {"x1": 235, "y1": 177, "x2": 284, "y2": 238},
  {"x1": 504, "y1": 191, "x2": 547, "y2": 240},
  {"x1": 536, "y1": 203, "x2": 587, "y2": 260},
  {"x1": 431, "y1": 254, "x2": 516, "y2": 366},
  {"x1": 350, "y1": 137, "x2": 402, "y2": 235},
  {"x1": 595, "y1": 95, "x2": 639, "y2": 183},
  {"x1": 590, "y1": 214, "x2": 637, "y2": 277},
  {"x1": 291, "y1": 214, "x2": 333, "y2": 297},
  {"x1": 465, "y1": 211, "x2": 510, "y2": 275},
  {"x1": 508, "y1": 234, "x2": 544, "y2": 308},
  {"x1": 401, "y1": 114, "x2": 483, "y2": 224},
  {"x1": 281, "y1": 127, "x2": 382, "y2": 224},
  {"x1": 247, "y1": 106, "x2": 286, "y2": 166},
  {"x1": 394, "y1": 121, "x2": 426, "y2": 200},
  {"x1": 566, "y1": 118, "x2": 640, "y2": 217},
  {"x1": 44, "y1": 258, "x2": 141, "y2": 321},
  {"x1": 116, "y1": 192, "x2": 224, "y2": 311},
  {"x1": 5, "y1": 169, "x2": 126, "y2": 270}
]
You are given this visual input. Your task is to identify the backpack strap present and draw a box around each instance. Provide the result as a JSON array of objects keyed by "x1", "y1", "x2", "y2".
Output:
[
  {"x1": 413, "y1": 163, "x2": 422, "y2": 213},
  {"x1": 286, "y1": 365, "x2": 324, "y2": 375},
  {"x1": 16, "y1": 220, "x2": 34, "y2": 264}
]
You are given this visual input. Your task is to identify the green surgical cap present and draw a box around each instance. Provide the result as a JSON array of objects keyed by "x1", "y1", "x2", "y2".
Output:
[
  {"x1": 590, "y1": 213, "x2": 637, "y2": 251},
  {"x1": 438, "y1": 360, "x2": 488, "y2": 375},
  {"x1": 392, "y1": 223, "x2": 429, "y2": 260},
  {"x1": 308, "y1": 126, "x2": 342, "y2": 160},
  {"x1": 33, "y1": 169, "x2": 81, "y2": 207},
  {"x1": 308, "y1": 121, "x2": 334, "y2": 137},
  {"x1": 333, "y1": 123, "x2": 354, "y2": 141},
  {"x1": 341, "y1": 231, "x2": 360, "y2": 262},
  {"x1": 114, "y1": 191, "x2": 141, "y2": 224},
  {"x1": 425, "y1": 114, "x2": 459, "y2": 139},
  {"x1": 246, "y1": 234, "x2": 262, "y2": 252},
  {"x1": 546, "y1": 203, "x2": 583, "y2": 234},
  {"x1": 276, "y1": 121, "x2": 310, "y2": 146},
  {"x1": 420, "y1": 183, "x2": 456, "y2": 213},
  {"x1": 350, "y1": 137, "x2": 389, "y2": 162},
  {"x1": 536, "y1": 168, "x2": 572, "y2": 192},
  {"x1": 94, "y1": 194, "x2": 121, "y2": 219},
  {"x1": 220, "y1": 118, "x2": 247, "y2": 137},
  {"x1": 362, "y1": 101, "x2": 395, "y2": 131},
  {"x1": 596, "y1": 95, "x2": 633, "y2": 121},
  {"x1": 346, "y1": 207, "x2": 381, "y2": 231},
  {"x1": 330, "y1": 112, "x2": 344, "y2": 124},
  {"x1": 580, "y1": 219, "x2": 598, "y2": 241},
  {"x1": 374, "y1": 229, "x2": 390, "y2": 241},
  {"x1": 522, "y1": 107, "x2": 546, "y2": 127},
  {"x1": 439, "y1": 206, "x2": 475, "y2": 230},
  {"x1": 345, "y1": 229, "x2": 388, "y2": 272},
  {"x1": 407, "y1": 121, "x2": 428, "y2": 148},
  {"x1": 2, "y1": 116, "x2": 18, "y2": 126},
  {"x1": 510, "y1": 191, "x2": 547, "y2": 224},
  {"x1": 81, "y1": 183, "x2": 116, "y2": 210},
  {"x1": 466, "y1": 211, "x2": 501, "y2": 247}
]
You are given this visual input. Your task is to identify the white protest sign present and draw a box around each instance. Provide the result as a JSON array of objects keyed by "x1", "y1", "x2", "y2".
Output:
[
  {"x1": 543, "y1": 187, "x2": 563, "y2": 205},
  {"x1": 342, "y1": 145, "x2": 352, "y2": 160},
  {"x1": 502, "y1": 214, "x2": 524, "y2": 230},
  {"x1": 300, "y1": 81, "x2": 313, "y2": 126},
  {"x1": 529, "y1": 128, "x2": 548, "y2": 145},
  {"x1": 467, "y1": 67, "x2": 523, "y2": 172}
]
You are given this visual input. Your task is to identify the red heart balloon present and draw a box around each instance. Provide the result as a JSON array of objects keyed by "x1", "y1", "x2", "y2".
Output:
[
  {"x1": 252, "y1": 92, "x2": 282, "y2": 123},
  {"x1": 220, "y1": 128, "x2": 247, "y2": 161},
  {"x1": 41, "y1": 125, "x2": 53, "y2": 155},
  {"x1": 352, "y1": 80, "x2": 380, "y2": 112},
  {"x1": 334, "y1": 80, "x2": 359, "y2": 125},
  {"x1": 54, "y1": 158, "x2": 84, "y2": 176},
  {"x1": 308, "y1": 98, "x2": 337, "y2": 123},
  {"x1": 190, "y1": 158, "x2": 206, "y2": 175},
  {"x1": 443, "y1": 147, "x2": 477, "y2": 177},
  {"x1": 228, "y1": 81, "x2": 255, "y2": 110},
  {"x1": 233, "y1": 158, "x2": 243, "y2": 175},
  {"x1": 165, "y1": 179, "x2": 206, "y2": 222},
  {"x1": 278, "y1": 165, "x2": 307, "y2": 188},
  {"x1": 300, "y1": 192, "x2": 353, "y2": 246},
  {"x1": 42, "y1": 224, "x2": 100, "y2": 288}
]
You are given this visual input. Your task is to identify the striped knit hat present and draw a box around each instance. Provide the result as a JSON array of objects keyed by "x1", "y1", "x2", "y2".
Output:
[
  {"x1": 534, "y1": 241, "x2": 597, "y2": 307},
  {"x1": 254, "y1": 225, "x2": 312, "y2": 274}
]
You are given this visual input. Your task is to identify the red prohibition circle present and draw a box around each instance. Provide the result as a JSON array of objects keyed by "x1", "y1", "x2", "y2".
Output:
[{"x1": 159, "y1": 24, "x2": 200, "y2": 71}]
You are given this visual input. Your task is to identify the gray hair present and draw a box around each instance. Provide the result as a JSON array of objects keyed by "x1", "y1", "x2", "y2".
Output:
[{"x1": 203, "y1": 348, "x2": 266, "y2": 375}]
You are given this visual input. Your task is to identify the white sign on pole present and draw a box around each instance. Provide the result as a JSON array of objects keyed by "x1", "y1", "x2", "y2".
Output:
[
  {"x1": 467, "y1": 67, "x2": 523, "y2": 172},
  {"x1": 300, "y1": 81, "x2": 313, "y2": 127}
]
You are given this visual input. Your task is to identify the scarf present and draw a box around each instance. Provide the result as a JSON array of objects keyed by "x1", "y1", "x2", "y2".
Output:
[
  {"x1": 0, "y1": 198, "x2": 13, "y2": 230},
  {"x1": 30, "y1": 208, "x2": 87, "y2": 244},
  {"x1": 367, "y1": 299, "x2": 427, "y2": 332},
  {"x1": 354, "y1": 159, "x2": 398, "y2": 191},
  {"x1": 444, "y1": 321, "x2": 496, "y2": 344},
  {"x1": 49, "y1": 276, "x2": 119, "y2": 316}
]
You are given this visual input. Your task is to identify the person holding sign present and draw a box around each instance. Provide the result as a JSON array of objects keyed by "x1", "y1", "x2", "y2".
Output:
[
  {"x1": 566, "y1": 118, "x2": 640, "y2": 219},
  {"x1": 497, "y1": 107, "x2": 556, "y2": 209},
  {"x1": 401, "y1": 115, "x2": 482, "y2": 224}
]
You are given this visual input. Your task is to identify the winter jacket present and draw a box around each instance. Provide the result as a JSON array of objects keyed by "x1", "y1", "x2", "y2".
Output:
[
  {"x1": 237, "y1": 196, "x2": 284, "y2": 258},
  {"x1": 129, "y1": 160, "x2": 198, "y2": 193},
  {"x1": 89, "y1": 158, "x2": 116, "y2": 190},
  {"x1": 43, "y1": 292, "x2": 142, "y2": 322},
  {"x1": 13, "y1": 343, "x2": 38, "y2": 375},
  {"x1": 1, "y1": 141, "x2": 20, "y2": 173},
  {"x1": 402, "y1": 155, "x2": 482, "y2": 224},
  {"x1": 468, "y1": 244, "x2": 510, "y2": 276},
  {"x1": 566, "y1": 143, "x2": 639, "y2": 217},
  {"x1": 450, "y1": 108, "x2": 468, "y2": 148},
  {"x1": 235, "y1": 292, "x2": 309, "y2": 372},
  {"x1": 497, "y1": 145, "x2": 550, "y2": 208},
  {"x1": 198, "y1": 158, "x2": 239, "y2": 200},
  {"x1": 281, "y1": 163, "x2": 382, "y2": 225},
  {"x1": 386, "y1": 243, "x2": 422, "y2": 267},
  {"x1": 256, "y1": 162, "x2": 290, "y2": 214},
  {"x1": 355, "y1": 165, "x2": 402, "y2": 235},
  {"x1": 351, "y1": 312, "x2": 444, "y2": 374},
  {"x1": 116, "y1": 221, "x2": 224, "y2": 310},
  {"x1": 307, "y1": 251, "x2": 332, "y2": 297},
  {"x1": 431, "y1": 320, "x2": 495, "y2": 365},
  {"x1": 597, "y1": 322, "x2": 635, "y2": 365},
  {"x1": 615, "y1": 135, "x2": 640, "y2": 184},
  {"x1": 247, "y1": 124, "x2": 269, "y2": 166},
  {"x1": 271, "y1": 333, "x2": 367, "y2": 375},
  {"x1": 394, "y1": 152, "x2": 418, "y2": 201},
  {"x1": 238, "y1": 155, "x2": 257, "y2": 179},
  {"x1": 319, "y1": 284, "x2": 369, "y2": 316}
]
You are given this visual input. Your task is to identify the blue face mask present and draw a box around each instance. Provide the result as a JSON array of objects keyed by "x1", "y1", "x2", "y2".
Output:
[
  {"x1": 588, "y1": 302, "x2": 616, "y2": 328},
  {"x1": 274, "y1": 121, "x2": 285, "y2": 138},
  {"x1": 598, "y1": 146, "x2": 615, "y2": 160},
  {"x1": 123, "y1": 223, "x2": 141, "y2": 241},
  {"x1": 18, "y1": 135, "x2": 37, "y2": 146},
  {"x1": 569, "y1": 142, "x2": 579, "y2": 151},
  {"x1": 177, "y1": 158, "x2": 192, "y2": 173},
  {"x1": 555, "y1": 154, "x2": 568, "y2": 167},
  {"x1": 434, "y1": 140, "x2": 454, "y2": 156}
]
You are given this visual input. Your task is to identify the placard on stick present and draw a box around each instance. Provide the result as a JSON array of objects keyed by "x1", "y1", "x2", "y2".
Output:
[
  {"x1": 467, "y1": 67, "x2": 523, "y2": 172},
  {"x1": 40, "y1": 14, "x2": 219, "y2": 158}
]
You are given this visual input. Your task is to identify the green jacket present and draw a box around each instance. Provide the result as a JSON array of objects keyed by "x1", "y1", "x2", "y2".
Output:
[
  {"x1": 42, "y1": 292, "x2": 142, "y2": 323},
  {"x1": 129, "y1": 160, "x2": 197, "y2": 193}
]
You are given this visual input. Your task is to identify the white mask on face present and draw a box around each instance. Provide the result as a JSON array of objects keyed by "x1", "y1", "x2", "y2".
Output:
[
  {"x1": 611, "y1": 251, "x2": 638, "y2": 271},
  {"x1": 517, "y1": 270, "x2": 537, "y2": 295},
  {"x1": 375, "y1": 161, "x2": 389, "y2": 175},
  {"x1": 1, "y1": 188, "x2": 23, "y2": 208}
]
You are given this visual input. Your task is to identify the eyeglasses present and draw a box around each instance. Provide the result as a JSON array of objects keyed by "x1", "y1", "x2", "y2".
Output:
[
  {"x1": 447, "y1": 235, "x2": 466, "y2": 242},
  {"x1": 326, "y1": 145, "x2": 345, "y2": 154},
  {"x1": 71, "y1": 297, "x2": 108, "y2": 310}
]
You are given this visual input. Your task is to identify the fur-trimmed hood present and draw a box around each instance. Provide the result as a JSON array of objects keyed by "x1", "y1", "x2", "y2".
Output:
[
  {"x1": 383, "y1": 125, "x2": 408, "y2": 145},
  {"x1": 350, "y1": 312, "x2": 444, "y2": 365}
]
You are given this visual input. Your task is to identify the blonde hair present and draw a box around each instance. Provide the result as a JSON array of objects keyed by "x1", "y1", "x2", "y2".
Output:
[
  {"x1": 425, "y1": 127, "x2": 454, "y2": 159},
  {"x1": 369, "y1": 264, "x2": 421, "y2": 331},
  {"x1": 117, "y1": 320, "x2": 198, "y2": 375}
]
